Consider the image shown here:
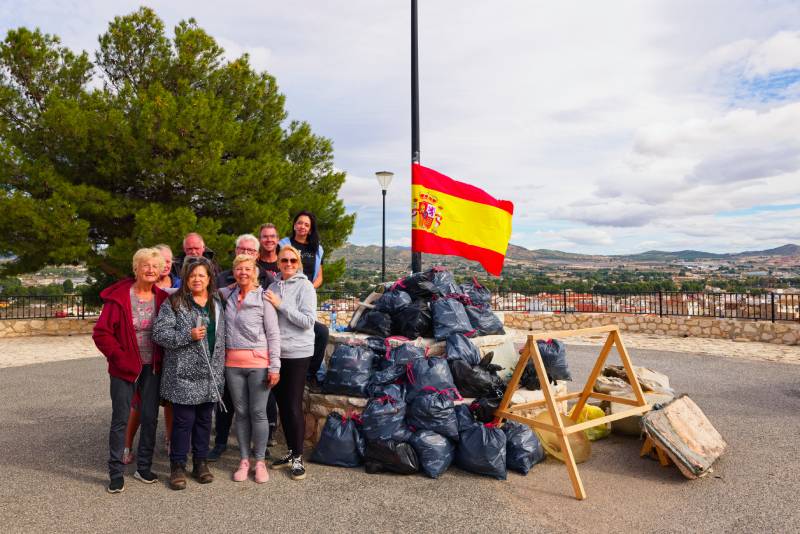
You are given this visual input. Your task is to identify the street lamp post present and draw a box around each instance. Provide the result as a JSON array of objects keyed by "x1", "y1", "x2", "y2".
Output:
[{"x1": 375, "y1": 171, "x2": 394, "y2": 282}]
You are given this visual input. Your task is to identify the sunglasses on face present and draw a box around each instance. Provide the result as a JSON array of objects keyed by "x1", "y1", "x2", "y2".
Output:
[{"x1": 280, "y1": 258, "x2": 299, "y2": 264}]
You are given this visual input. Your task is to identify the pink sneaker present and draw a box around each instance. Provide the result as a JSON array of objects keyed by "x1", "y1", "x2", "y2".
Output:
[
  {"x1": 254, "y1": 460, "x2": 269, "y2": 484},
  {"x1": 122, "y1": 448, "x2": 135, "y2": 465},
  {"x1": 233, "y1": 459, "x2": 250, "y2": 482}
]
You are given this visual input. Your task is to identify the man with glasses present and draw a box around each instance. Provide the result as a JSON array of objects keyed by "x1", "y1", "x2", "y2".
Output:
[{"x1": 215, "y1": 234, "x2": 276, "y2": 289}]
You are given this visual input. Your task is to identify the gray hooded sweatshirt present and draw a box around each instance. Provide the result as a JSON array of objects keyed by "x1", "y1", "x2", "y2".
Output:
[{"x1": 267, "y1": 272, "x2": 317, "y2": 359}]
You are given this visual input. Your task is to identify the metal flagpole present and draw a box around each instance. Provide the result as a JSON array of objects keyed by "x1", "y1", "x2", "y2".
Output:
[{"x1": 411, "y1": 0, "x2": 422, "y2": 274}]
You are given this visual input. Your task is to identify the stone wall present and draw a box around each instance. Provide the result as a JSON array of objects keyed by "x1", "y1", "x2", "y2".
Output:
[
  {"x1": 503, "y1": 312, "x2": 799, "y2": 346},
  {"x1": 0, "y1": 318, "x2": 96, "y2": 338}
]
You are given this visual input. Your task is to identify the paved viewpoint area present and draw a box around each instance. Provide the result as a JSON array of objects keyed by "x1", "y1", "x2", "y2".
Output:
[{"x1": 1, "y1": 335, "x2": 799, "y2": 533}]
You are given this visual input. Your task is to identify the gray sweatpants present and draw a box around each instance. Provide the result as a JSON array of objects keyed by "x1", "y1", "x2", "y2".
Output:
[{"x1": 225, "y1": 367, "x2": 270, "y2": 460}]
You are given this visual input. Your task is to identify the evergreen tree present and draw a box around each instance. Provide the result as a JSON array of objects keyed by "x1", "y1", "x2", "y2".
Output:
[{"x1": 0, "y1": 7, "x2": 354, "y2": 287}]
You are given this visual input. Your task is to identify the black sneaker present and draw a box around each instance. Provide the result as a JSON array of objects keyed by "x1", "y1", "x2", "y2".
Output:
[
  {"x1": 271, "y1": 451, "x2": 292, "y2": 470},
  {"x1": 207, "y1": 443, "x2": 227, "y2": 462},
  {"x1": 133, "y1": 470, "x2": 158, "y2": 484},
  {"x1": 107, "y1": 477, "x2": 125, "y2": 494},
  {"x1": 290, "y1": 456, "x2": 306, "y2": 480}
]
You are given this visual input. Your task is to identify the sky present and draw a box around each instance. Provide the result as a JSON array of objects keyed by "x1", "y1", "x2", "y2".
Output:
[{"x1": 2, "y1": 0, "x2": 800, "y2": 255}]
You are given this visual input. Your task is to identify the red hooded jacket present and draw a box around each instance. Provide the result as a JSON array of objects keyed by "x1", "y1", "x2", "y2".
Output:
[{"x1": 92, "y1": 278, "x2": 168, "y2": 382}]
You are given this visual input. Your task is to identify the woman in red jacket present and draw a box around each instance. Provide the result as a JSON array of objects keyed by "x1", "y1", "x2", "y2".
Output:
[{"x1": 93, "y1": 248, "x2": 169, "y2": 494}]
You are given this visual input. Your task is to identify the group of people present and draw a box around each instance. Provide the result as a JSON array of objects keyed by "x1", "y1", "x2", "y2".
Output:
[{"x1": 93, "y1": 211, "x2": 329, "y2": 493}]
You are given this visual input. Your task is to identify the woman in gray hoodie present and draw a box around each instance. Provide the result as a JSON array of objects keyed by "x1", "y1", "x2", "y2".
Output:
[
  {"x1": 220, "y1": 254, "x2": 281, "y2": 484},
  {"x1": 265, "y1": 245, "x2": 316, "y2": 480}
]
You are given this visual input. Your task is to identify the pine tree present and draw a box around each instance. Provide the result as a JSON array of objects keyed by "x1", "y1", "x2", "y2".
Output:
[{"x1": 0, "y1": 7, "x2": 354, "y2": 287}]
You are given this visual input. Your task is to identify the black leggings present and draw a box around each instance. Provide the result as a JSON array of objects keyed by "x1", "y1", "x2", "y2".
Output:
[
  {"x1": 273, "y1": 356, "x2": 311, "y2": 455},
  {"x1": 308, "y1": 321, "x2": 329, "y2": 380}
]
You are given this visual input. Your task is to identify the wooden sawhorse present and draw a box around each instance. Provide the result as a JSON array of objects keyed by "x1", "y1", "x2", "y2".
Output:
[{"x1": 493, "y1": 325, "x2": 651, "y2": 500}]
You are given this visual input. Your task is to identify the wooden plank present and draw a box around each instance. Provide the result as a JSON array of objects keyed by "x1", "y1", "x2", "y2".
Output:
[
  {"x1": 528, "y1": 336, "x2": 586, "y2": 500},
  {"x1": 492, "y1": 337, "x2": 533, "y2": 425},
  {"x1": 561, "y1": 404, "x2": 651, "y2": 434},
  {"x1": 589, "y1": 392, "x2": 642, "y2": 406},
  {"x1": 504, "y1": 391, "x2": 582, "y2": 411},
  {"x1": 613, "y1": 330, "x2": 648, "y2": 406},
  {"x1": 495, "y1": 411, "x2": 562, "y2": 434},
  {"x1": 569, "y1": 331, "x2": 617, "y2": 422},
  {"x1": 529, "y1": 324, "x2": 618, "y2": 340}
]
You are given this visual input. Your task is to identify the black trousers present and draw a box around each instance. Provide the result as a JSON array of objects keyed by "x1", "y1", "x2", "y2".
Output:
[
  {"x1": 307, "y1": 321, "x2": 329, "y2": 380},
  {"x1": 273, "y1": 356, "x2": 311, "y2": 455},
  {"x1": 170, "y1": 402, "x2": 214, "y2": 465},
  {"x1": 108, "y1": 366, "x2": 160, "y2": 479}
]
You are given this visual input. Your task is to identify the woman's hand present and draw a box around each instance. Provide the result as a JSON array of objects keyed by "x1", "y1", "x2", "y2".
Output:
[
  {"x1": 266, "y1": 372, "x2": 280, "y2": 388},
  {"x1": 191, "y1": 326, "x2": 206, "y2": 341},
  {"x1": 264, "y1": 289, "x2": 281, "y2": 309}
]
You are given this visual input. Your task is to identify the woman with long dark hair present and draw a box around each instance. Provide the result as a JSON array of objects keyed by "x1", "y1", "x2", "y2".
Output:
[
  {"x1": 278, "y1": 211, "x2": 329, "y2": 386},
  {"x1": 152, "y1": 256, "x2": 226, "y2": 490}
]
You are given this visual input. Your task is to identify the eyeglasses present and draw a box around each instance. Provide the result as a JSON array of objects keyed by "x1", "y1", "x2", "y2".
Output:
[
  {"x1": 236, "y1": 247, "x2": 258, "y2": 254},
  {"x1": 280, "y1": 258, "x2": 299, "y2": 264}
]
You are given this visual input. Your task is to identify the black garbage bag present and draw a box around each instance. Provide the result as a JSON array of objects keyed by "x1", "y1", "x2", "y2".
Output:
[
  {"x1": 365, "y1": 336, "x2": 386, "y2": 357},
  {"x1": 391, "y1": 299, "x2": 433, "y2": 339},
  {"x1": 449, "y1": 360, "x2": 502, "y2": 399},
  {"x1": 363, "y1": 440, "x2": 419, "y2": 475},
  {"x1": 409, "y1": 430, "x2": 455, "y2": 479},
  {"x1": 394, "y1": 271, "x2": 435, "y2": 300},
  {"x1": 503, "y1": 421, "x2": 545, "y2": 474},
  {"x1": 460, "y1": 277, "x2": 492, "y2": 307},
  {"x1": 373, "y1": 289, "x2": 413, "y2": 315},
  {"x1": 465, "y1": 304, "x2": 506, "y2": 336},
  {"x1": 470, "y1": 395, "x2": 502, "y2": 423},
  {"x1": 431, "y1": 295, "x2": 473, "y2": 340},
  {"x1": 455, "y1": 404, "x2": 477, "y2": 432},
  {"x1": 355, "y1": 309, "x2": 393, "y2": 337},
  {"x1": 445, "y1": 333, "x2": 481, "y2": 365},
  {"x1": 406, "y1": 387, "x2": 461, "y2": 442},
  {"x1": 427, "y1": 267, "x2": 459, "y2": 296},
  {"x1": 372, "y1": 342, "x2": 426, "y2": 385},
  {"x1": 310, "y1": 412, "x2": 365, "y2": 468},
  {"x1": 366, "y1": 382, "x2": 406, "y2": 400},
  {"x1": 520, "y1": 339, "x2": 572, "y2": 390},
  {"x1": 380, "y1": 341, "x2": 426, "y2": 369},
  {"x1": 455, "y1": 423, "x2": 507, "y2": 480},
  {"x1": 322, "y1": 343, "x2": 376, "y2": 397},
  {"x1": 361, "y1": 396, "x2": 411, "y2": 442},
  {"x1": 406, "y1": 356, "x2": 457, "y2": 403}
]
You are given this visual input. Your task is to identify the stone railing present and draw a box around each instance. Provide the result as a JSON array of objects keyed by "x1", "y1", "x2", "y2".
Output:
[
  {"x1": 0, "y1": 317, "x2": 96, "y2": 338},
  {"x1": 503, "y1": 312, "x2": 799, "y2": 346}
]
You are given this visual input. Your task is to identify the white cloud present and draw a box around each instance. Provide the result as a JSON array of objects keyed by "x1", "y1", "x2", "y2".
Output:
[{"x1": 4, "y1": 1, "x2": 800, "y2": 255}]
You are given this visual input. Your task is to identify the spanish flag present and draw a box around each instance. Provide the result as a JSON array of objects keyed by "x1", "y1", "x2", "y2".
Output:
[{"x1": 411, "y1": 164, "x2": 514, "y2": 276}]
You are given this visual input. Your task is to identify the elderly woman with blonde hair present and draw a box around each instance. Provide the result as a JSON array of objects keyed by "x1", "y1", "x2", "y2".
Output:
[
  {"x1": 219, "y1": 254, "x2": 281, "y2": 483},
  {"x1": 93, "y1": 247, "x2": 169, "y2": 494}
]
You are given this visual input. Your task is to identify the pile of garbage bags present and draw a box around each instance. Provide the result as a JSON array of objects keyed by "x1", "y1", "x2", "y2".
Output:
[
  {"x1": 353, "y1": 268, "x2": 505, "y2": 340},
  {"x1": 313, "y1": 334, "x2": 546, "y2": 480}
]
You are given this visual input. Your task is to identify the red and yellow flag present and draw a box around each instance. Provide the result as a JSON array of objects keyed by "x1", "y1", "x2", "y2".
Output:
[{"x1": 411, "y1": 164, "x2": 513, "y2": 276}]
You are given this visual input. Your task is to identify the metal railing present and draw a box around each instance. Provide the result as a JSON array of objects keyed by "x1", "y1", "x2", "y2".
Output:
[
  {"x1": 0, "y1": 294, "x2": 91, "y2": 320},
  {"x1": 489, "y1": 290, "x2": 800, "y2": 322},
  {"x1": 3, "y1": 290, "x2": 798, "y2": 323}
]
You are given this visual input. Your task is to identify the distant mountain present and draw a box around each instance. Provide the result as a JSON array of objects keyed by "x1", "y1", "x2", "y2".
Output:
[{"x1": 331, "y1": 242, "x2": 799, "y2": 270}]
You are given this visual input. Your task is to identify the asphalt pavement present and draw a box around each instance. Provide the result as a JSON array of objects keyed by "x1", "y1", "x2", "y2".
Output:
[{"x1": 1, "y1": 343, "x2": 799, "y2": 533}]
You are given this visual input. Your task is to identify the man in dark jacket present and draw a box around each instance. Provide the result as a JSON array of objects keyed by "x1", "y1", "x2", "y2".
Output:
[{"x1": 169, "y1": 232, "x2": 221, "y2": 284}]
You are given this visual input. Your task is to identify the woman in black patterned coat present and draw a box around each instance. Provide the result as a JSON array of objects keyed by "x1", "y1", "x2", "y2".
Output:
[{"x1": 152, "y1": 257, "x2": 226, "y2": 490}]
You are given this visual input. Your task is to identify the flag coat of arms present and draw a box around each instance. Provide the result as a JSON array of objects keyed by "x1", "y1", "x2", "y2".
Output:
[{"x1": 411, "y1": 164, "x2": 514, "y2": 276}]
